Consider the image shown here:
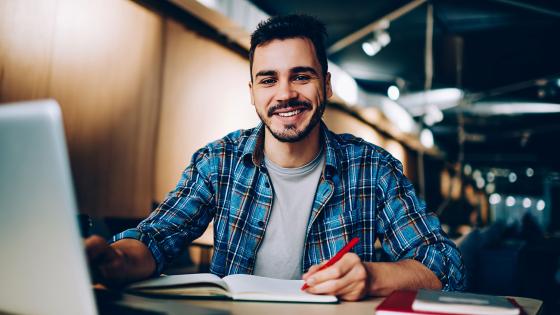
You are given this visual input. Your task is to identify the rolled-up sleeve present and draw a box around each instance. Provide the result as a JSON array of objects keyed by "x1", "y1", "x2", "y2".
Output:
[
  {"x1": 112, "y1": 146, "x2": 216, "y2": 275},
  {"x1": 375, "y1": 157, "x2": 466, "y2": 291}
]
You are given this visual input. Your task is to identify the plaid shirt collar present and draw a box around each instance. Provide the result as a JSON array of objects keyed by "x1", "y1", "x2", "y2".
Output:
[{"x1": 241, "y1": 121, "x2": 342, "y2": 179}]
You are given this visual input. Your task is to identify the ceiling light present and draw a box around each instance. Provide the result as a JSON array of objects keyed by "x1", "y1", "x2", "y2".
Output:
[
  {"x1": 522, "y1": 198, "x2": 532, "y2": 208},
  {"x1": 485, "y1": 183, "x2": 495, "y2": 194},
  {"x1": 379, "y1": 98, "x2": 417, "y2": 134},
  {"x1": 476, "y1": 177, "x2": 485, "y2": 189},
  {"x1": 489, "y1": 193, "x2": 501, "y2": 205},
  {"x1": 460, "y1": 102, "x2": 560, "y2": 115},
  {"x1": 387, "y1": 85, "x2": 400, "y2": 100},
  {"x1": 526, "y1": 168, "x2": 534, "y2": 177},
  {"x1": 506, "y1": 196, "x2": 516, "y2": 207},
  {"x1": 196, "y1": 0, "x2": 218, "y2": 9},
  {"x1": 464, "y1": 164, "x2": 472, "y2": 176},
  {"x1": 536, "y1": 200, "x2": 546, "y2": 211},
  {"x1": 362, "y1": 30, "x2": 391, "y2": 57},
  {"x1": 420, "y1": 129, "x2": 434, "y2": 148},
  {"x1": 398, "y1": 88, "x2": 464, "y2": 117},
  {"x1": 508, "y1": 172, "x2": 517, "y2": 183},
  {"x1": 362, "y1": 41, "x2": 381, "y2": 56},
  {"x1": 473, "y1": 170, "x2": 482, "y2": 180},
  {"x1": 423, "y1": 104, "x2": 444, "y2": 126},
  {"x1": 376, "y1": 30, "x2": 391, "y2": 47}
]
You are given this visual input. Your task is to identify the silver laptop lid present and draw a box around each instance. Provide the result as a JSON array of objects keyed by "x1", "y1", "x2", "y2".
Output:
[{"x1": 0, "y1": 100, "x2": 97, "y2": 315}]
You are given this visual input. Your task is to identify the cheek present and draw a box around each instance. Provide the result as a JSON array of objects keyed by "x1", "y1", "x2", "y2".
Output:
[
  {"x1": 253, "y1": 90, "x2": 274, "y2": 107},
  {"x1": 304, "y1": 85, "x2": 325, "y2": 103}
]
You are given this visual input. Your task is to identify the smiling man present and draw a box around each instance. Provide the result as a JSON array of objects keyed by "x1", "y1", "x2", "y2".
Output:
[{"x1": 86, "y1": 14, "x2": 466, "y2": 301}]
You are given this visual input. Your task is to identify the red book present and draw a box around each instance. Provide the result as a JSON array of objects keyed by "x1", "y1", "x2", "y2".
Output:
[{"x1": 375, "y1": 290, "x2": 526, "y2": 315}]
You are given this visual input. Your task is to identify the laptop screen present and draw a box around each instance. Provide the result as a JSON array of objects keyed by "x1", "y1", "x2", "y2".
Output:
[{"x1": 0, "y1": 100, "x2": 97, "y2": 315}]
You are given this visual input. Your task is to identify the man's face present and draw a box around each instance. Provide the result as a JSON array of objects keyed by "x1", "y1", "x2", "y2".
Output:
[{"x1": 249, "y1": 37, "x2": 332, "y2": 143}]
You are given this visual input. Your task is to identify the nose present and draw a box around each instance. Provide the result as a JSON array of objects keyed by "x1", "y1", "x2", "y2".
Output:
[{"x1": 275, "y1": 80, "x2": 298, "y2": 103}]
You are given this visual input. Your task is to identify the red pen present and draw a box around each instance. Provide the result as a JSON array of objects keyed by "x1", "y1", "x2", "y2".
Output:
[{"x1": 301, "y1": 237, "x2": 360, "y2": 290}]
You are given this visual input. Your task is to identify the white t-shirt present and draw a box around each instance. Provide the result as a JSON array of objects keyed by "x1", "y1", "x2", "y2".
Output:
[{"x1": 253, "y1": 149, "x2": 325, "y2": 279}]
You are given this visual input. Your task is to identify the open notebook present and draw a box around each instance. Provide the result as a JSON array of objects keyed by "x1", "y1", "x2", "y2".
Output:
[{"x1": 127, "y1": 273, "x2": 338, "y2": 303}]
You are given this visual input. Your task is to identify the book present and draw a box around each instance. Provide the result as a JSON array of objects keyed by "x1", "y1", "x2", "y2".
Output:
[
  {"x1": 376, "y1": 290, "x2": 523, "y2": 315},
  {"x1": 413, "y1": 289, "x2": 520, "y2": 315},
  {"x1": 126, "y1": 273, "x2": 338, "y2": 303}
]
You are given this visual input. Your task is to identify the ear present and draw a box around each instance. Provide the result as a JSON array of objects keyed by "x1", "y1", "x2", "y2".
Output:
[
  {"x1": 248, "y1": 81, "x2": 255, "y2": 106},
  {"x1": 325, "y1": 72, "x2": 333, "y2": 99}
]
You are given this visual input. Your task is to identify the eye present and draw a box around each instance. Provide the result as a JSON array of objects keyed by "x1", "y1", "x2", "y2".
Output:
[
  {"x1": 259, "y1": 78, "x2": 277, "y2": 85},
  {"x1": 294, "y1": 75, "x2": 310, "y2": 82}
]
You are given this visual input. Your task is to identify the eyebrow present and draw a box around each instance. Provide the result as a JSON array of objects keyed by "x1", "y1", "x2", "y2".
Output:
[
  {"x1": 254, "y1": 66, "x2": 319, "y2": 79},
  {"x1": 255, "y1": 70, "x2": 277, "y2": 78},
  {"x1": 291, "y1": 66, "x2": 319, "y2": 76}
]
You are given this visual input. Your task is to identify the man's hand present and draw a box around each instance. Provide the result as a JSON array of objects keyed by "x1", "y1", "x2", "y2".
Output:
[
  {"x1": 302, "y1": 252, "x2": 368, "y2": 301},
  {"x1": 302, "y1": 256, "x2": 443, "y2": 301},
  {"x1": 84, "y1": 235, "x2": 156, "y2": 287},
  {"x1": 85, "y1": 235, "x2": 128, "y2": 287}
]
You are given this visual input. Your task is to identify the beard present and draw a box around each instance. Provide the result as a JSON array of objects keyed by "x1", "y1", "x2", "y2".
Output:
[{"x1": 257, "y1": 99, "x2": 326, "y2": 143}]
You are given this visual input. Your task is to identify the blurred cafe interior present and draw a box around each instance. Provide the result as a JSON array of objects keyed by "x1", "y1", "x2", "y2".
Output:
[{"x1": 1, "y1": 0, "x2": 559, "y2": 313}]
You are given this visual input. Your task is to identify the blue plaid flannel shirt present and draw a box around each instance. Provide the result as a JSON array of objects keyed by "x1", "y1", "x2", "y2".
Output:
[{"x1": 114, "y1": 122, "x2": 466, "y2": 290}]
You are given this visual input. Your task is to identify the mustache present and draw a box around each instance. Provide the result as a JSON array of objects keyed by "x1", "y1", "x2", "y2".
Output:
[{"x1": 267, "y1": 100, "x2": 312, "y2": 117}]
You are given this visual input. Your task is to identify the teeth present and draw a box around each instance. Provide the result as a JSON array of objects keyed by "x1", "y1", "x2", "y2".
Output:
[{"x1": 277, "y1": 110, "x2": 302, "y2": 117}]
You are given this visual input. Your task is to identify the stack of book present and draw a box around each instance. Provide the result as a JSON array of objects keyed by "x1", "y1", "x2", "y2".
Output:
[{"x1": 376, "y1": 289, "x2": 523, "y2": 315}]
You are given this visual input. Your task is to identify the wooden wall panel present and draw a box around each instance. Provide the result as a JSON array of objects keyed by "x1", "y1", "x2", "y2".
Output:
[
  {"x1": 324, "y1": 106, "x2": 385, "y2": 146},
  {"x1": 0, "y1": 0, "x2": 163, "y2": 217},
  {"x1": 155, "y1": 19, "x2": 259, "y2": 201},
  {"x1": 0, "y1": 0, "x2": 57, "y2": 100},
  {"x1": 324, "y1": 106, "x2": 413, "y2": 179}
]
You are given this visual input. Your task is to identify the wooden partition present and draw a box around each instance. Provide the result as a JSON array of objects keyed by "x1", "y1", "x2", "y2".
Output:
[
  {"x1": 323, "y1": 106, "x2": 414, "y2": 180},
  {"x1": 0, "y1": 0, "x2": 163, "y2": 217},
  {"x1": 154, "y1": 19, "x2": 259, "y2": 200}
]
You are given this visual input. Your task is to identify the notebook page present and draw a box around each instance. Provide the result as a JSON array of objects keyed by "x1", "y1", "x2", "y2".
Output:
[
  {"x1": 128, "y1": 273, "x2": 229, "y2": 291},
  {"x1": 223, "y1": 274, "x2": 337, "y2": 302}
]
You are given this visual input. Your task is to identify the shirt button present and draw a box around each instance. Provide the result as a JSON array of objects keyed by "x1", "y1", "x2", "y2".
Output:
[
  {"x1": 265, "y1": 182, "x2": 270, "y2": 188},
  {"x1": 258, "y1": 221, "x2": 265, "y2": 227}
]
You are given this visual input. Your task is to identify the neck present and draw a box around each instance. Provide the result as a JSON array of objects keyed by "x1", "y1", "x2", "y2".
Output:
[{"x1": 263, "y1": 125, "x2": 322, "y2": 168}]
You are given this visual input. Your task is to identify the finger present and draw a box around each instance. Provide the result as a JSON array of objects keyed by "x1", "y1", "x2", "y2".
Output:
[
  {"x1": 306, "y1": 259, "x2": 367, "y2": 295},
  {"x1": 302, "y1": 262, "x2": 326, "y2": 280},
  {"x1": 337, "y1": 281, "x2": 367, "y2": 301},
  {"x1": 88, "y1": 237, "x2": 122, "y2": 266},
  {"x1": 304, "y1": 253, "x2": 358, "y2": 286},
  {"x1": 306, "y1": 278, "x2": 346, "y2": 295},
  {"x1": 94, "y1": 246, "x2": 126, "y2": 286},
  {"x1": 84, "y1": 235, "x2": 109, "y2": 261},
  {"x1": 306, "y1": 268, "x2": 357, "y2": 295},
  {"x1": 100, "y1": 244, "x2": 121, "y2": 263},
  {"x1": 335, "y1": 267, "x2": 367, "y2": 297},
  {"x1": 99, "y1": 254, "x2": 125, "y2": 281}
]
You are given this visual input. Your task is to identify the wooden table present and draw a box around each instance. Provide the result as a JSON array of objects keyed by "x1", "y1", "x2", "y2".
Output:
[{"x1": 116, "y1": 292, "x2": 543, "y2": 315}]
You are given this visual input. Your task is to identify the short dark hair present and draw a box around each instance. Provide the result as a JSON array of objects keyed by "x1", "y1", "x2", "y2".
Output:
[{"x1": 249, "y1": 14, "x2": 328, "y2": 81}]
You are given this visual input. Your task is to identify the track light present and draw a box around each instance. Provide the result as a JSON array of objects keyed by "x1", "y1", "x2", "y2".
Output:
[
  {"x1": 387, "y1": 85, "x2": 400, "y2": 100},
  {"x1": 362, "y1": 29, "x2": 391, "y2": 57},
  {"x1": 362, "y1": 41, "x2": 381, "y2": 56}
]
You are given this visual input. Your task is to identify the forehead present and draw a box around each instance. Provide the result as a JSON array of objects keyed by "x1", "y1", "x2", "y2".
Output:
[{"x1": 252, "y1": 37, "x2": 321, "y2": 75}]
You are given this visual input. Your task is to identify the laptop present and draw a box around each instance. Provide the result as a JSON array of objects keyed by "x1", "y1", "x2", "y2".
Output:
[
  {"x1": 0, "y1": 100, "x2": 226, "y2": 315},
  {"x1": 0, "y1": 99, "x2": 98, "y2": 315}
]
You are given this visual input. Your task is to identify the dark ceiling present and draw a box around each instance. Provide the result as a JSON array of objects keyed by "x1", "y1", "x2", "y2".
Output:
[
  {"x1": 248, "y1": 0, "x2": 560, "y2": 172},
  {"x1": 249, "y1": 0, "x2": 560, "y2": 93}
]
